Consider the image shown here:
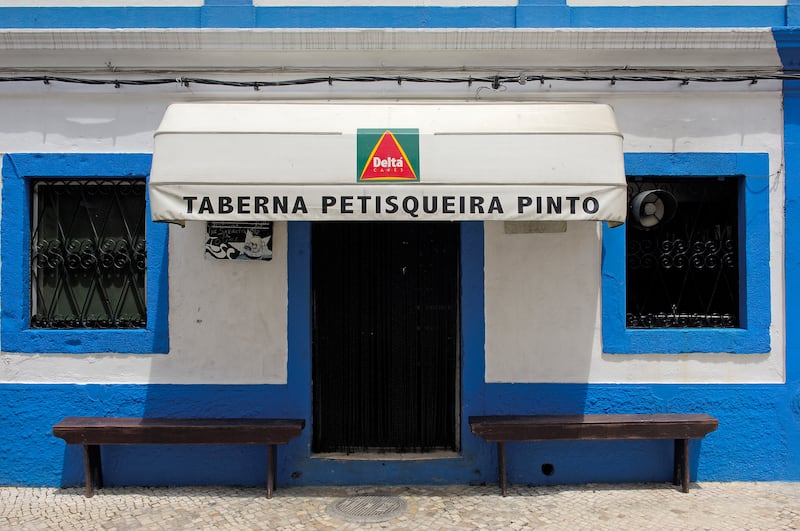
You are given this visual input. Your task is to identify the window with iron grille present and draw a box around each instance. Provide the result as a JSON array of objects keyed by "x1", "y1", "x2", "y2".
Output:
[
  {"x1": 626, "y1": 177, "x2": 739, "y2": 329},
  {"x1": 2, "y1": 153, "x2": 168, "y2": 353},
  {"x1": 31, "y1": 179, "x2": 147, "y2": 329},
  {"x1": 601, "y1": 152, "x2": 770, "y2": 354}
]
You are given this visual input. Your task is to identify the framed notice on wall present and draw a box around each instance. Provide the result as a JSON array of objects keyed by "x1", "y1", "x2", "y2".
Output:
[{"x1": 205, "y1": 221, "x2": 273, "y2": 261}]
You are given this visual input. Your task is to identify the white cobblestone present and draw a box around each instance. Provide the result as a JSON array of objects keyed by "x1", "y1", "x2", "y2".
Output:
[{"x1": 0, "y1": 483, "x2": 799, "y2": 530}]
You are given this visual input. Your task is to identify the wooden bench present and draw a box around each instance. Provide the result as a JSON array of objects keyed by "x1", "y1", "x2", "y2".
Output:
[
  {"x1": 52, "y1": 417, "x2": 305, "y2": 498},
  {"x1": 469, "y1": 414, "x2": 718, "y2": 496}
]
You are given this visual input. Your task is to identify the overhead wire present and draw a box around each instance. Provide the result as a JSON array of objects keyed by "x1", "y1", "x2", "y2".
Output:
[{"x1": 0, "y1": 71, "x2": 796, "y2": 90}]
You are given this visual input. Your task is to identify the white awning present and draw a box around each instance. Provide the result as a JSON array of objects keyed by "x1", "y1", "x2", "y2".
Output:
[{"x1": 149, "y1": 102, "x2": 626, "y2": 224}]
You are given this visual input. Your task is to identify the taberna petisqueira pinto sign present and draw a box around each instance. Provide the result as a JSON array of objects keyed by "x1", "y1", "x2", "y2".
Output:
[{"x1": 161, "y1": 187, "x2": 618, "y2": 221}]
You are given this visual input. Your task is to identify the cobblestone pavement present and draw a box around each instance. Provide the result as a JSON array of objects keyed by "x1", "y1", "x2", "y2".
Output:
[{"x1": 1, "y1": 482, "x2": 799, "y2": 530}]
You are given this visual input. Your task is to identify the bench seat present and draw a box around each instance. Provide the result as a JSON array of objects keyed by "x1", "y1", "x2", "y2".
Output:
[
  {"x1": 53, "y1": 417, "x2": 305, "y2": 498},
  {"x1": 469, "y1": 414, "x2": 718, "y2": 495}
]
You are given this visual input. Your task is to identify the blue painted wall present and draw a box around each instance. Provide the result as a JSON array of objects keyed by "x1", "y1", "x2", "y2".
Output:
[
  {"x1": 0, "y1": 2, "x2": 787, "y2": 29},
  {"x1": 3, "y1": 383, "x2": 798, "y2": 487},
  {"x1": 1, "y1": 1, "x2": 800, "y2": 491},
  {"x1": 776, "y1": 24, "x2": 800, "y2": 482},
  {"x1": 3, "y1": 218, "x2": 800, "y2": 488}
]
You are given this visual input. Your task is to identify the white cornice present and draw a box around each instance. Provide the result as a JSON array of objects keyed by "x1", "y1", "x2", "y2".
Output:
[
  {"x1": 0, "y1": 28, "x2": 781, "y2": 71},
  {"x1": 0, "y1": 27, "x2": 778, "y2": 51}
]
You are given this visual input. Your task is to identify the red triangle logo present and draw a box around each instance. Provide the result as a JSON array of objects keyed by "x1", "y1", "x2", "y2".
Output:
[{"x1": 359, "y1": 131, "x2": 417, "y2": 181}]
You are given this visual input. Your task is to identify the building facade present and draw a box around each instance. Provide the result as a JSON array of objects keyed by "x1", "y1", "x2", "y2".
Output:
[{"x1": 2, "y1": 0, "x2": 800, "y2": 489}]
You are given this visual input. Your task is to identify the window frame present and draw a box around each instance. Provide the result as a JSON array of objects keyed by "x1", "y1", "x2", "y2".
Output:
[
  {"x1": 602, "y1": 152, "x2": 770, "y2": 354},
  {"x1": 2, "y1": 153, "x2": 169, "y2": 353}
]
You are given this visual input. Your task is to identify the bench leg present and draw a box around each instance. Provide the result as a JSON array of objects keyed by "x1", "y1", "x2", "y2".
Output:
[
  {"x1": 267, "y1": 444, "x2": 276, "y2": 499},
  {"x1": 498, "y1": 442, "x2": 507, "y2": 497},
  {"x1": 82, "y1": 445, "x2": 102, "y2": 498},
  {"x1": 673, "y1": 439, "x2": 690, "y2": 493}
]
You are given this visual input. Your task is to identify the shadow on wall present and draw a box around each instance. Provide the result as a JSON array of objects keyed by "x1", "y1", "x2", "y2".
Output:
[
  {"x1": 475, "y1": 222, "x2": 723, "y2": 487},
  {"x1": 51, "y1": 221, "x2": 484, "y2": 489},
  {"x1": 37, "y1": 215, "x2": 796, "y2": 490},
  {"x1": 116, "y1": 219, "x2": 302, "y2": 489}
]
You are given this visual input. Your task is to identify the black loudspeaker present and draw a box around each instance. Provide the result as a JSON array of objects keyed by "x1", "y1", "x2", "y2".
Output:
[{"x1": 630, "y1": 189, "x2": 677, "y2": 230}]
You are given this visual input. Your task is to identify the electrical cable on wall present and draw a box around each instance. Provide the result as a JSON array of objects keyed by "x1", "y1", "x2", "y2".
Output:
[{"x1": 0, "y1": 71, "x2": 796, "y2": 90}]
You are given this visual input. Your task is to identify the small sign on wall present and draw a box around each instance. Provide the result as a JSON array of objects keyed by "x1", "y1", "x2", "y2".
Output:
[{"x1": 205, "y1": 221, "x2": 273, "y2": 261}]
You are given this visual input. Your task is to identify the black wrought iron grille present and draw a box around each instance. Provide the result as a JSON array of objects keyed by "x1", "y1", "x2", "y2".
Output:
[
  {"x1": 626, "y1": 177, "x2": 739, "y2": 328},
  {"x1": 30, "y1": 179, "x2": 147, "y2": 329}
]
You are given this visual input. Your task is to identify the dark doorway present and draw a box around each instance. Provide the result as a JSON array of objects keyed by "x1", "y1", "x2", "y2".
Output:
[{"x1": 311, "y1": 222, "x2": 460, "y2": 453}]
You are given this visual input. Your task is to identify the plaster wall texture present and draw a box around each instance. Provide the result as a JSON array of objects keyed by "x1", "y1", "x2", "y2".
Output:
[
  {"x1": 0, "y1": 86, "x2": 785, "y2": 385},
  {"x1": 486, "y1": 90, "x2": 785, "y2": 383}
]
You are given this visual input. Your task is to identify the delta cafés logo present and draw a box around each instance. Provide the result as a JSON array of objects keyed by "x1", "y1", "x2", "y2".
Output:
[{"x1": 357, "y1": 129, "x2": 420, "y2": 182}]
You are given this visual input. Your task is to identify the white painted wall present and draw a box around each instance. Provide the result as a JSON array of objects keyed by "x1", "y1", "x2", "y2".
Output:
[
  {"x1": 0, "y1": 93, "x2": 293, "y2": 384},
  {"x1": 0, "y1": 42, "x2": 785, "y2": 385},
  {"x1": 485, "y1": 91, "x2": 785, "y2": 384}
]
